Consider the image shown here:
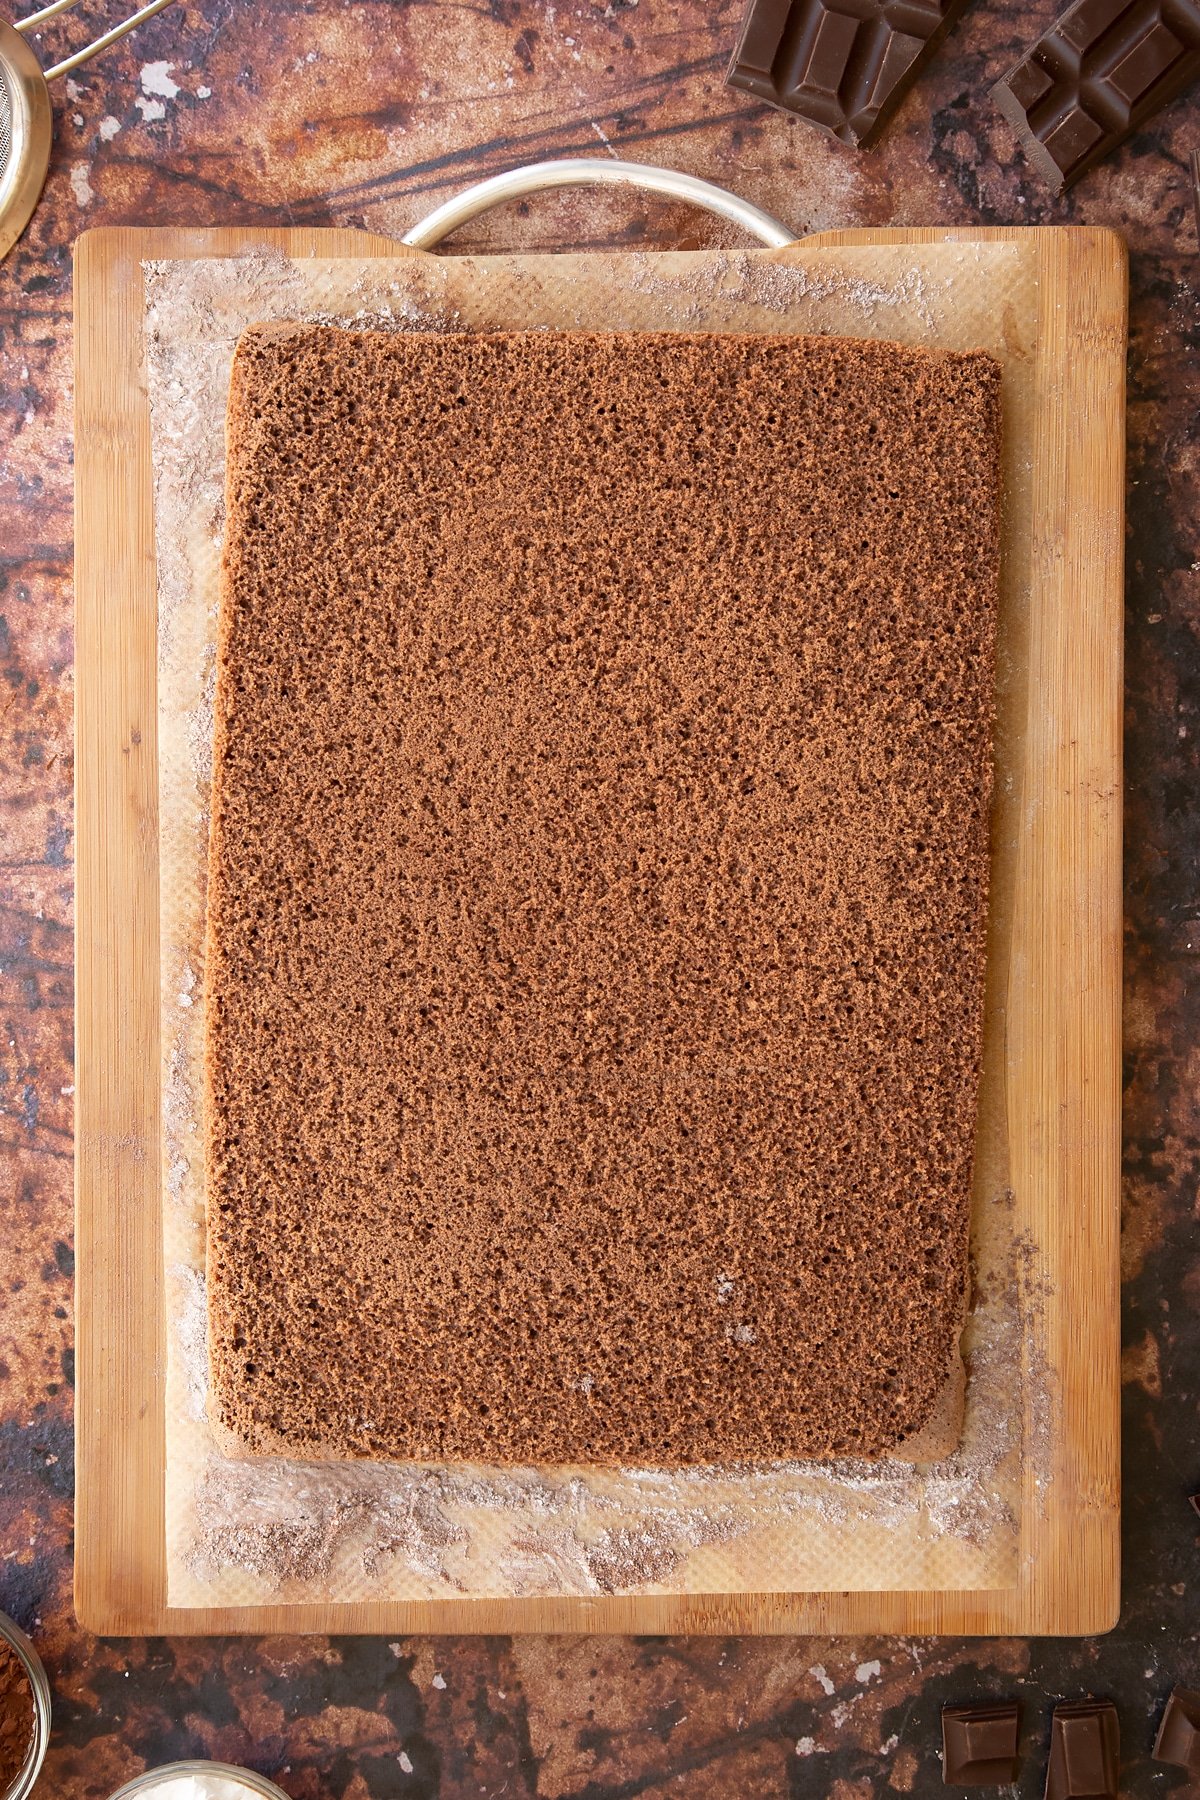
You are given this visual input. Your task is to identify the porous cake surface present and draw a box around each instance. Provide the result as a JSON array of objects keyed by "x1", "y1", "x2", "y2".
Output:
[{"x1": 206, "y1": 323, "x2": 1002, "y2": 1467}]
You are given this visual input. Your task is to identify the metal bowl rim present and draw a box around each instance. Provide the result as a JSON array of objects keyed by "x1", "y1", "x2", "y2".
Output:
[{"x1": 107, "y1": 1760, "x2": 294, "y2": 1799}]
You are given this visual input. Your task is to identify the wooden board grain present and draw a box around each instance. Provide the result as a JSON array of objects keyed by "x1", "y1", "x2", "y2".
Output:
[{"x1": 74, "y1": 222, "x2": 1125, "y2": 1637}]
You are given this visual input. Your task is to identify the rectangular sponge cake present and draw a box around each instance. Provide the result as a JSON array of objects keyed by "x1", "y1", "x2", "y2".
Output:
[{"x1": 205, "y1": 324, "x2": 1002, "y2": 1467}]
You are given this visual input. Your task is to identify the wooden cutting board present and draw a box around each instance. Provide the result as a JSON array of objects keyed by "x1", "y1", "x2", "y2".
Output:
[{"x1": 74, "y1": 222, "x2": 1125, "y2": 1637}]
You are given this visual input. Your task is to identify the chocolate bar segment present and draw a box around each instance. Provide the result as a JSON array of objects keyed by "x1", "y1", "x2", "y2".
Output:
[
  {"x1": 942, "y1": 1701, "x2": 1020, "y2": 1785},
  {"x1": 992, "y1": 0, "x2": 1200, "y2": 191},
  {"x1": 1045, "y1": 1701, "x2": 1119, "y2": 1800},
  {"x1": 725, "y1": 0, "x2": 973, "y2": 146},
  {"x1": 1153, "y1": 1688, "x2": 1200, "y2": 1771}
]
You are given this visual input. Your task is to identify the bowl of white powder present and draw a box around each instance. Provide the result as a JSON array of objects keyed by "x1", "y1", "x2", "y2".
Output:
[{"x1": 108, "y1": 1765, "x2": 292, "y2": 1800}]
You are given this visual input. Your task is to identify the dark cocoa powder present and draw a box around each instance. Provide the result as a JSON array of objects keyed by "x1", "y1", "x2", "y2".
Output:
[{"x1": 0, "y1": 1639, "x2": 34, "y2": 1792}]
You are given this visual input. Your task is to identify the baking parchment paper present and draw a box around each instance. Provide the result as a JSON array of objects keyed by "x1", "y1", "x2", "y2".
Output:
[{"x1": 145, "y1": 239, "x2": 1044, "y2": 1609}]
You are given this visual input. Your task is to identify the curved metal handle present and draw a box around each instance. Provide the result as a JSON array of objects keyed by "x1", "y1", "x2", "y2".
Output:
[{"x1": 402, "y1": 158, "x2": 797, "y2": 251}]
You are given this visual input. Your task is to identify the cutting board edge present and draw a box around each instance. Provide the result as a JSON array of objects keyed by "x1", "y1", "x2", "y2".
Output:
[{"x1": 73, "y1": 222, "x2": 1124, "y2": 1639}]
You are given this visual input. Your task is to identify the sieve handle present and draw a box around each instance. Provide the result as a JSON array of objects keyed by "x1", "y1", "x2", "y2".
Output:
[
  {"x1": 401, "y1": 158, "x2": 797, "y2": 251},
  {"x1": 16, "y1": 0, "x2": 179, "y2": 82}
]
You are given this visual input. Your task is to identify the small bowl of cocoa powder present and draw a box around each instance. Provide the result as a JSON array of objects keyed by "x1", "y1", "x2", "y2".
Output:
[{"x1": 0, "y1": 1613, "x2": 49, "y2": 1800}]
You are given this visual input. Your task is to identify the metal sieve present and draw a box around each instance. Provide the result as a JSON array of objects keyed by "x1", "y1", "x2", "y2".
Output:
[{"x1": 0, "y1": 0, "x2": 176, "y2": 259}]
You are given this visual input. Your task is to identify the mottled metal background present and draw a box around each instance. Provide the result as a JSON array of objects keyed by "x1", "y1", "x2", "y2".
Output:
[{"x1": 0, "y1": 0, "x2": 1196, "y2": 1793}]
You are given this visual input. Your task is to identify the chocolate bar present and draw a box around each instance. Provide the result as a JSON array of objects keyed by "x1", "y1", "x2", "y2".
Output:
[
  {"x1": 1154, "y1": 1688, "x2": 1200, "y2": 1772},
  {"x1": 1045, "y1": 1701, "x2": 1119, "y2": 1799},
  {"x1": 992, "y1": 0, "x2": 1200, "y2": 191},
  {"x1": 725, "y1": 0, "x2": 972, "y2": 146},
  {"x1": 941, "y1": 1702, "x2": 1020, "y2": 1784}
]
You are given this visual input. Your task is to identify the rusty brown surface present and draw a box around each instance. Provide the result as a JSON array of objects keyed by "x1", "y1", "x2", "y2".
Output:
[{"x1": 0, "y1": 0, "x2": 1196, "y2": 1794}]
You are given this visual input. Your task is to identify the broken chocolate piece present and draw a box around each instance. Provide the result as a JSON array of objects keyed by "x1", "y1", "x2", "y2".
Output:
[
  {"x1": 1153, "y1": 1688, "x2": 1200, "y2": 1772},
  {"x1": 725, "y1": 0, "x2": 973, "y2": 147},
  {"x1": 942, "y1": 1701, "x2": 1020, "y2": 1785},
  {"x1": 1045, "y1": 1701, "x2": 1119, "y2": 1799},
  {"x1": 991, "y1": 0, "x2": 1200, "y2": 192},
  {"x1": 1191, "y1": 150, "x2": 1200, "y2": 249}
]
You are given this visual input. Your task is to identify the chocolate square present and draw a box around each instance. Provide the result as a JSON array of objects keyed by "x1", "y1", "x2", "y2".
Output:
[
  {"x1": 942, "y1": 1702, "x2": 1020, "y2": 1785},
  {"x1": 1045, "y1": 1701, "x2": 1119, "y2": 1799},
  {"x1": 991, "y1": 0, "x2": 1200, "y2": 191},
  {"x1": 725, "y1": 0, "x2": 975, "y2": 148},
  {"x1": 1153, "y1": 1688, "x2": 1200, "y2": 1773}
]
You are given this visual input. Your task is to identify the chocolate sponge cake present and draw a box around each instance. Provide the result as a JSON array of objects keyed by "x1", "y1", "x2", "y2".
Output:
[{"x1": 206, "y1": 323, "x2": 1001, "y2": 1467}]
